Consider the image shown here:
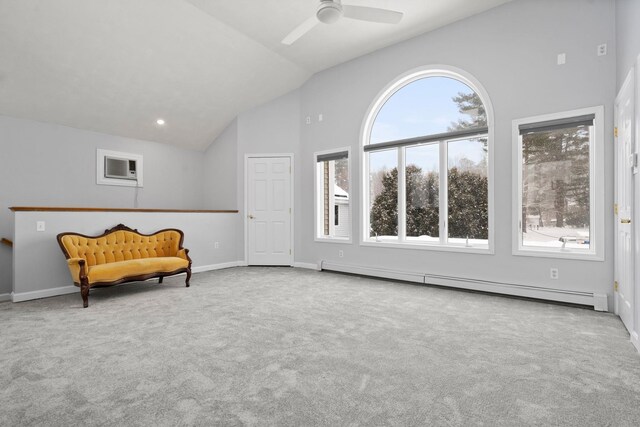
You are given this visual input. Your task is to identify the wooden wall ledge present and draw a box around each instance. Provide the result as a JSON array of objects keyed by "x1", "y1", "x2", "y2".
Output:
[
  {"x1": 1, "y1": 238, "x2": 12, "y2": 248},
  {"x1": 10, "y1": 207, "x2": 238, "y2": 213}
]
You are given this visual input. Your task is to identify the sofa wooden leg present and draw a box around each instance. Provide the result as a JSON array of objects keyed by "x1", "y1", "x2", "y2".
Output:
[
  {"x1": 185, "y1": 270, "x2": 191, "y2": 288},
  {"x1": 159, "y1": 276, "x2": 163, "y2": 284},
  {"x1": 80, "y1": 282, "x2": 89, "y2": 308}
]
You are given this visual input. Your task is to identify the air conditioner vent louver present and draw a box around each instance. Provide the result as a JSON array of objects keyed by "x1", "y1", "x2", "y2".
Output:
[
  {"x1": 97, "y1": 149, "x2": 143, "y2": 187},
  {"x1": 105, "y1": 156, "x2": 137, "y2": 180}
]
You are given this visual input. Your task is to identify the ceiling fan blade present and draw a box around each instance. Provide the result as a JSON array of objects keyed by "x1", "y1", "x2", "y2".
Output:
[
  {"x1": 342, "y1": 5, "x2": 403, "y2": 24},
  {"x1": 281, "y1": 16, "x2": 319, "y2": 45}
]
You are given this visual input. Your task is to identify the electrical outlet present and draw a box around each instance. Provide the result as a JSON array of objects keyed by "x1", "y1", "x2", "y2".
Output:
[
  {"x1": 214, "y1": 242, "x2": 219, "y2": 249},
  {"x1": 550, "y1": 268, "x2": 559, "y2": 280},
  {"x1": 557, "y1": 53, "x2": 566, "y2": 65},
  {"x1": 597, "y1": 43, "x2": 607, "y2": 56},
  {"x1": 36, "y1": 221, "x2": 45, "y2": 232},
  {"x1": 305, "y1": 116, "x2": 311, "y2": 125},
  {"x1": 338, "y1": 250, "x2": 344, "y2": 258}
]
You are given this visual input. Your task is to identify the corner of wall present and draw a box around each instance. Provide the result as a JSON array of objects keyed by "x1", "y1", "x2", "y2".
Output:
[{"x1": 203, "y1": 119, "x2": 239, "y2": 210}]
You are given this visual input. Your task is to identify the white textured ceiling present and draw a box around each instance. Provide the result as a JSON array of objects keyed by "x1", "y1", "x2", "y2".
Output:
[{"x1": 0, "y1": 0, "x2": 511, "y2": 151}]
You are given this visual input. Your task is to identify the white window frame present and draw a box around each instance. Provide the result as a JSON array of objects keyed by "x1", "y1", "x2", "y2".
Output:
[
  {"x1": 512, "y1": 106, "x2": 605, "y2": 261},
  {"x1": 314, "y1": 147, "x2": 352, "y2": 244},
  {"x1": 360, "y1": 65, "x2": 495, "y2": 254}
]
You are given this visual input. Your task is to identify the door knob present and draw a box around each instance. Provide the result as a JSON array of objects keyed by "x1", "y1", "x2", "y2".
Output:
[{"x1": 248, "y1": 214, "x2": 255, "y2": 219}]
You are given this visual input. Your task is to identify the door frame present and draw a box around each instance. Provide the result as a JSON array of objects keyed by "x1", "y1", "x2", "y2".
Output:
[{"x1": 243, "y1": 153, "x2": 295, "y2": 266}]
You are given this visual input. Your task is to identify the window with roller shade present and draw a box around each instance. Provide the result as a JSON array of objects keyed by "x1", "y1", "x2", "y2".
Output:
[
  {"x1": 513, "y1": 106, "x2": 604, "y2": 260},
  {"x1": 315, "y1": 148, "x2": 351, "y2": 241}
]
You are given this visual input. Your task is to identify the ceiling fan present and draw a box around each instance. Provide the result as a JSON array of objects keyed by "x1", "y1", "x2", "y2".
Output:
[{"x1": 281, "y1": 0, "x2": 404, "y2": 45}]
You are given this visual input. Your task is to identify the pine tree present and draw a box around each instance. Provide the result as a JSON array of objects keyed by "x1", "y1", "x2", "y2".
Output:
[
  {"x1": 449, "y1": 92, "x2": 487, "y2": 129},
  {"x1": 522, "y1": 127, "x2": 590, "y2": 228},
  {"x1": 448, "y1": 168, "x2": 488, "y2": 239},
  {"x1": 406, "y1": 166, "x2": 439, "y2": 237},
  {"x1": 370, "y1": 165, "x2": 487, "y2": 239},
  {"x1": 370, "y1": 168, "x2": 398, "y2": 236}
]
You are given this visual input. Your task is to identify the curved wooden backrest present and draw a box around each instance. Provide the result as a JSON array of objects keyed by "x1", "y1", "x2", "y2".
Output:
[{"x1": 57, "y1": 224, "x2": 185, "y2": 267}]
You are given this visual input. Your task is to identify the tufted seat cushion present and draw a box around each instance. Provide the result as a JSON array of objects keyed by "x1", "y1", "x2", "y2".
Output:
[{"x1": 87, "y1": 257, "x2": 189, "y2": 284}]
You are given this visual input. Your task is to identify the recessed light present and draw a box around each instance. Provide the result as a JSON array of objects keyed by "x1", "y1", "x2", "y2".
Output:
[{"x1": 156, "y1": 119, "x2": 165, "y2": 125}]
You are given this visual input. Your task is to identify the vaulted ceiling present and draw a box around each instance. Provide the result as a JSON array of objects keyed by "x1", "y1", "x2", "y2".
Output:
[{"x1": 0, "y1": 0, "x2": 511, "y2": 151}]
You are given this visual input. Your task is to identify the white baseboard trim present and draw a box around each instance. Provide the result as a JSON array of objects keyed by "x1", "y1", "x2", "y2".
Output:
[
  {"x1": 422, "y1": 273, "x2": 596, "y2": 307},
  {"x1": 293, "y1": 262, "x2": 320, "y2": 270},
  {"x1": 320, "y1": 261, "x2": 600, "y2": 309},
  {"x1": 631, "y1": 332, "x2": 640, "y2": 353},
  {"x1": 12, "y1": 285, "x2": 78, "y2": 303},
  {"x1": 320, "y1": 261, "x2": 425, "y2": 284},
  {"x1": 192, "y1": 261, "x2": 243, "y2": 273},
  {"x1": 593, "y1": 293, "x2": 609, "y2": 312},
  {"x1": 0, "y1": 293, "x2": 11, "y2": 303}
]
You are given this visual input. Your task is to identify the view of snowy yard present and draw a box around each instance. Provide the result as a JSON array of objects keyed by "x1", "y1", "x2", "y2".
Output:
[{"x1": 522, "y1": 226, "x2": 590, "y2": 249}]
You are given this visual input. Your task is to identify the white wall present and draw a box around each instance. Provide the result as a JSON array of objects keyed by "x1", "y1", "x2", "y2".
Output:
[
  {"x1": 203, "y1": 90, "x2": 301, "y2": 263},
  {"x1": 203, "y1": 119, "x2": 238, "y2": 210},
  {"x1": 616, "y1": 0, "x2": 640, "y2": 90},
  {"x1": 291, "y1": 0, "x2": 616, "y2": 305},
  {"x1": 12, "y1": 211, "x2": 238, "y2": 300},
  {"x1": 235, "y1": 90, "x2": 301, "y2": 262},
  {"x1": 0, "y1": 116, "x2": 206, "y2": 295}
]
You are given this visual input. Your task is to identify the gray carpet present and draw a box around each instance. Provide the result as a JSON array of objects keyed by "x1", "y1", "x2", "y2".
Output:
[{"x1": 1, "y1": 267, "x2": 639, "y2": 426}]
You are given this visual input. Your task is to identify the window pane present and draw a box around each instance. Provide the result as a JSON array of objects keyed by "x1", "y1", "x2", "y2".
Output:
[
  {"x1": 369, "y1": 149, "x2": 398, "y2": 240},
  {"x1": 405, "y1": 144, "x2": 439, "y2": 243},
  {"x1": 448, "y1": 138, "x2": 488, "y2": 244},
  {"x1": 521, "y1": 125, "x2": 590, "y2": 249},
  {"x1": 316, "y1": 156, "x2": 350, "y2": 239},
  {"x1": 370, "y1": 77, "x2": 486, "y2": 144}
]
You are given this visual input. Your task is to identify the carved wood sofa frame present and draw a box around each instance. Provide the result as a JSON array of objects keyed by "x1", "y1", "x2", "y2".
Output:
[{"x1": 57, "y1": 224, "x2": 192, "y2": 308}]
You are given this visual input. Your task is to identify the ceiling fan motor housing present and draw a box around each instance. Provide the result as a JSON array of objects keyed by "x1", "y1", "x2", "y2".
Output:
[{"x1": 317, "y1": 0, "x2": 343, "y2": 24}]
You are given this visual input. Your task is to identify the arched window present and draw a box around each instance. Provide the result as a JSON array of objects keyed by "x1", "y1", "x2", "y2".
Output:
[{"x1": 362, "y1": 67, "x2": 493, "y2": 251}]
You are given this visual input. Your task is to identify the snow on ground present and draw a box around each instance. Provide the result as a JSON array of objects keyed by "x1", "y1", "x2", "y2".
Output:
[
  {"x1": 368, "y1": 226, "x2": 590, "y2": 250},
  {"x1": 522, "y1": 226, "x2": 589, "y2": 249}
]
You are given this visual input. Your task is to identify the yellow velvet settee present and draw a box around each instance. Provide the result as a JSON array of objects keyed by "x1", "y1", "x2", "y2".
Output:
[{"x1": 57, "y1": 224, "x2": 192, "y2": 308}]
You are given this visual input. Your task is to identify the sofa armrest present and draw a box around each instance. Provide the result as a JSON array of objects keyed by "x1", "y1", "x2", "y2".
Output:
[
  {"x1": 66, "y1": 258, "x2": 87, "y2": 283},
  {"x1": 176, "y1": 248, "x2": 191, "y2": 263}
]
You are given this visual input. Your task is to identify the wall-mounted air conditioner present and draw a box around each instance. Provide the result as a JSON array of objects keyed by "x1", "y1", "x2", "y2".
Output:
[
  {"x1": 104, "y1": 156, "x2": 137, "y2": 180},
  {"x1": 97, "y1": 149, "x2": 143, "y2": 187}
]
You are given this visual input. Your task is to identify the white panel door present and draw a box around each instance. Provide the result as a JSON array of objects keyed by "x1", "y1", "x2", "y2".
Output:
[
  {"x1": 247, "y1": 157, "x2": 292, "y2": 265},
  {"x1": 615, "y1": 72, "x2": 635, "y2": 333}
]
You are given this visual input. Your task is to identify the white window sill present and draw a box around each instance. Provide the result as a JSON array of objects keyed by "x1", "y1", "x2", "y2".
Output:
[
  {"x1": 514, "y1": 247, "x2": 603, "y2": 261},
  {"x1": 315, "y1": 237, "x2": 352, "y2": 244},
  {"x1": 360, "y1": 240, "x2": 494, "y2": 255}
]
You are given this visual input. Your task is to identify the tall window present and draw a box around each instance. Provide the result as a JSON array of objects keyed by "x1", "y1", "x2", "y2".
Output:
[
  {"x1": 315, "y1": 148, "x2": 351, "y2": 241},
  {"x1": 363, "y1": 69, "x2": 492, "y2": 251},
  {"x1": 513, "y1": 107, "x2": 604, "y2": 259}
]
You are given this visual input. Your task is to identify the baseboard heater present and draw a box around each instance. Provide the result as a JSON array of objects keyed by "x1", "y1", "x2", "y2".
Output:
[{"x1": 319, "y1": 261, "x2": 608, "y2": 311}]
